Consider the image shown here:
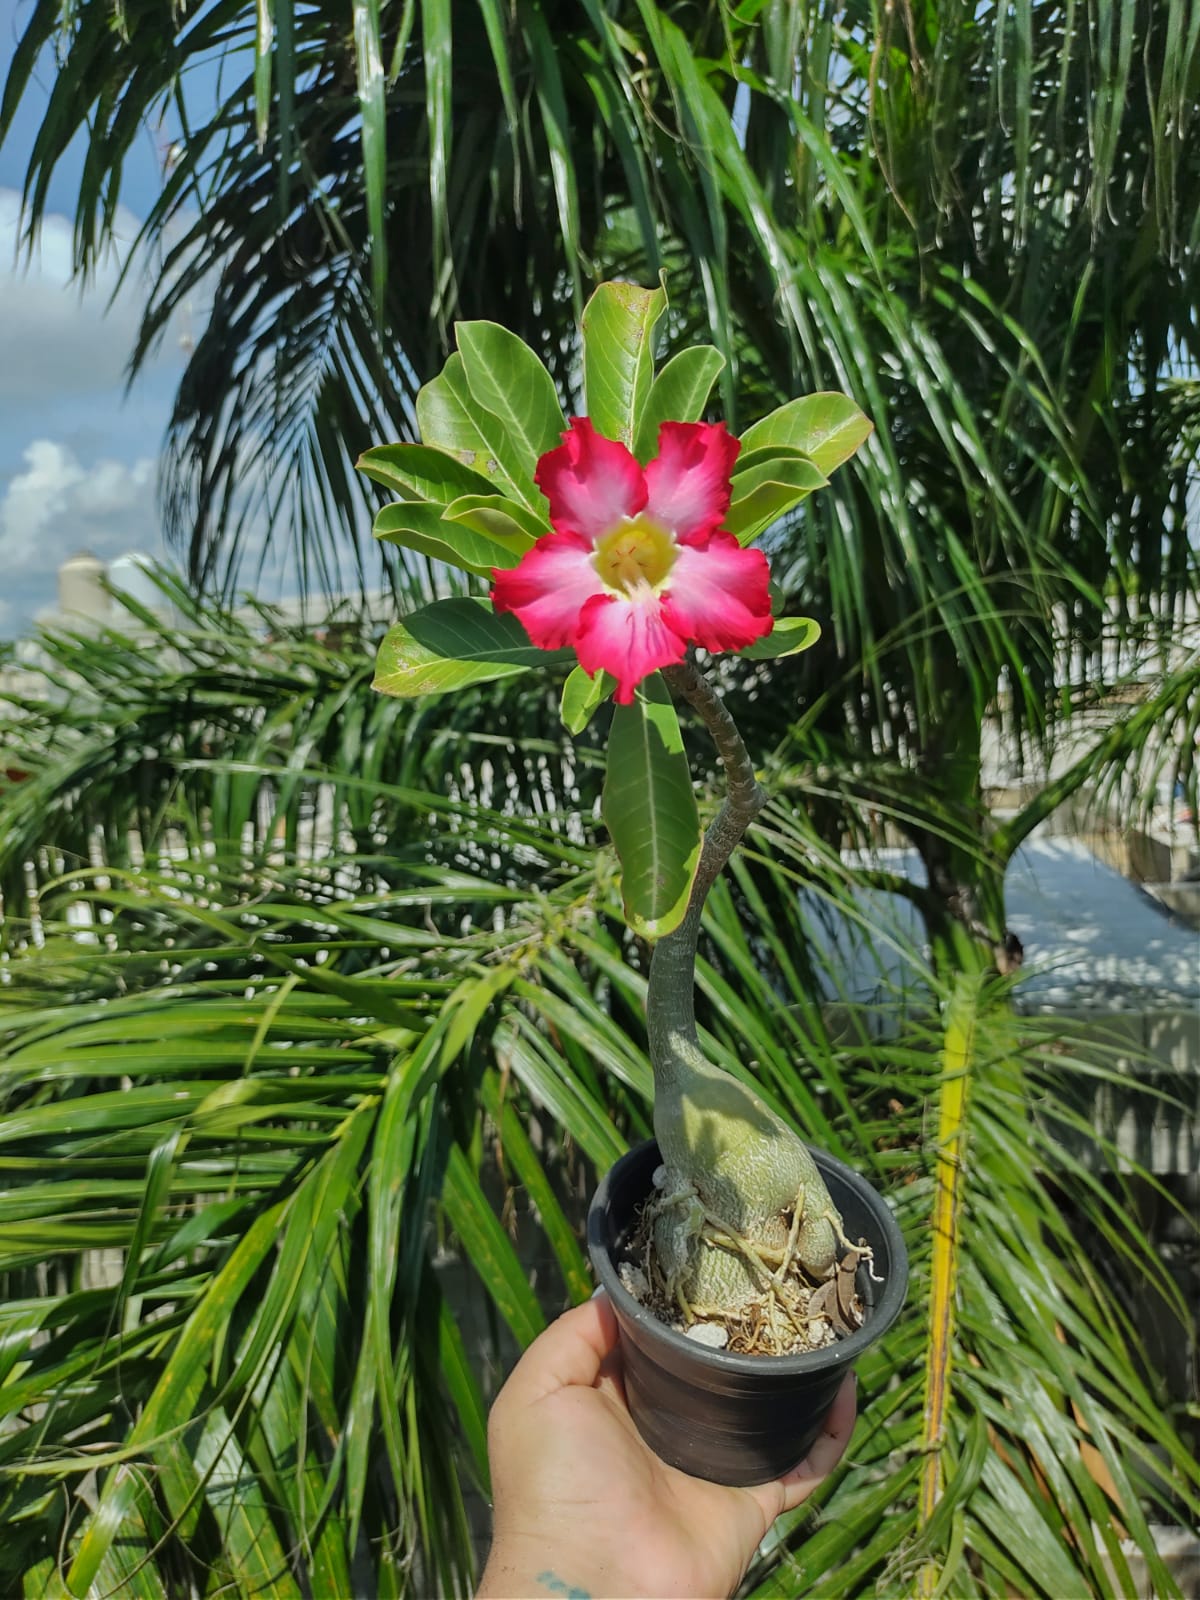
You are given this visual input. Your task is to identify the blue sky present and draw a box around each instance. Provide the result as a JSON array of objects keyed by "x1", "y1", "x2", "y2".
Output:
[{"x1": 0, "y1": 0, "x2": 197, "y2": 636}]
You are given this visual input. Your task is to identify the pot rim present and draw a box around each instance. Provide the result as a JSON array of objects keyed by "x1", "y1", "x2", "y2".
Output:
[{"x1": 587, "y1": 1138, "x2": 909, "y2": 1379}]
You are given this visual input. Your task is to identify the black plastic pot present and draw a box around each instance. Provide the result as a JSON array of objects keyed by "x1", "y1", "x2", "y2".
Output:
[{"x1": 587, "y1": 1138, "x2": 908, "y2": 1486}]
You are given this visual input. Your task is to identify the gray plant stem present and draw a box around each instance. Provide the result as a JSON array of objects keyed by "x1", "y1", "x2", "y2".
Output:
[{"x1": 647, "y1": 659, "x2": 767, "y2": 1096}]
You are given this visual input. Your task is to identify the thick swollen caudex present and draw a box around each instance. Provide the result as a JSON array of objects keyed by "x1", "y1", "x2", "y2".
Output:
[{"x1": 651, "y1": 1038, "x2": 840, "y2": 1309}]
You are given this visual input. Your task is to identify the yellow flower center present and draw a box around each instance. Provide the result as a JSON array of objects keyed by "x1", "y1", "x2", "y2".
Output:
[{"x1": 592, "y1": 515, "x2": 676, "y2": 596}]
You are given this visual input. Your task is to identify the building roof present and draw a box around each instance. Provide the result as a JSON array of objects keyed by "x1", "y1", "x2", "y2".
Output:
[{"x1": 816, "y1": 832, "x2": 1199, "y2": 1013}]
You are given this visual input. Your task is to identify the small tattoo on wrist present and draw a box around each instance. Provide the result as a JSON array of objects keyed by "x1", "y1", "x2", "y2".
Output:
[{"x1": 536, "y1": 1570, "x2": 591, "y2": 1599}]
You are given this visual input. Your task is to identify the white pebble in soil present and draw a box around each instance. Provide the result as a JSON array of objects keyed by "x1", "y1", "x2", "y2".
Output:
[
  {"x1": 683, "y1": 1322, "x2": 729, "y2": 1350},
  {"x1": 619, "y1": 1263, "x2": 650, "y2": 1300}
]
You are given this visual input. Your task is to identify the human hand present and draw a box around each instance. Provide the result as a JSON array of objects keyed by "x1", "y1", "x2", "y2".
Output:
[{"x1": 477, "y1": 1292, "x2": 856, "y2": 1600}]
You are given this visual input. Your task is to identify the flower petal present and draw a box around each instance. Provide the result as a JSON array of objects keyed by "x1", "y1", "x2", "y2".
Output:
[
  {"x1": 658, "y1": 531, "x2": 773, "y2": 654},
  {"x1": 644, "y1": 421, "x2": 740, "y2": 543},
  {"x1": 535, "y1": 418, "x2": 647, "y2": 543},
  {"x1": 491, "y1": 531, "x2": 603, "y2": 648},
  {"x1": 573, "y1": 593, "x2": 687, "y2": 703}
]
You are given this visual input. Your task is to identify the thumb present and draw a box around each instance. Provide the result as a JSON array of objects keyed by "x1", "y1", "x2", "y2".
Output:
[{"x1": 500, "y1": 1294, "x2": 621, "y2": 1406}]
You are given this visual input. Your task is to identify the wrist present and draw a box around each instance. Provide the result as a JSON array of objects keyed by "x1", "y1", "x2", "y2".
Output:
[{"x1": 476, "y1": 1532, "x2": 643, "y2": 1599}]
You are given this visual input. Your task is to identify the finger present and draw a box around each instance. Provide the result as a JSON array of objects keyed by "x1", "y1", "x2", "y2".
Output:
[
  {"x1": 775, "y1": 1373, "x2": 857, "y2": 1512},
  {"x1": 747, "y1": 1372, "x2": 857, "y2": 1523},
  {"x1": 500, "y1": 1292, "x2": 621, "y2": 1407}
]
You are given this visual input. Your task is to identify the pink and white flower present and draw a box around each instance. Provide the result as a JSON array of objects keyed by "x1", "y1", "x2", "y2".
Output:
[{"x1": 492, "y1": 418, "x2": 773, "y2": 703}]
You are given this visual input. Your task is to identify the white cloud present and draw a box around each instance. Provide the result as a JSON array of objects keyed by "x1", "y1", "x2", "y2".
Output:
[
  {"x1": 0, "y1": 190, "x2": 183, "y2": 634},
  {"x1": 0, "y1": 190, "x2": 306, "y2": 636},
  {"x1": 0, "y1": 189, "x2": 183, "y2": 412},
  {"x1": 0, "y1": 440, "x2": 164, "y2": 634},
  {"x1": 0, "y1": 436, "x2": 158, "y2": 568}
]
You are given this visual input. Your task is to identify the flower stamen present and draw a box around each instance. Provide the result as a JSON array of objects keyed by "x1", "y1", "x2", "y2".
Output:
[{"x1": 593, "y1": 515, "x2": 676, "y2": 595}]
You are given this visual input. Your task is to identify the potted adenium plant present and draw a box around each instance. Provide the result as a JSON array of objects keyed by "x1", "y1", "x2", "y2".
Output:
[{"x1": 362, "y1": 281, "x2": 908, "y2": 1487}]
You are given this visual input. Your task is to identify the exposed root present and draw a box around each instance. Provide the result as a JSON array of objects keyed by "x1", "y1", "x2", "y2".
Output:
[
  {"x1": 823, "y1": 1207, "x2": 884, "y2": 1283},
  {"x1": 633, "y1": 1188, "x2": 868, "y2": 1355}
]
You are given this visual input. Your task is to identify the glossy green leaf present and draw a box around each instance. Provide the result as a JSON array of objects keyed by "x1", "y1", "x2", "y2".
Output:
[
  {"x1": 601, "y1": 672, "x2": 701, "y2": 939},
  {"x1": 472, "y1": 0, "x2": 520, "y2": 146},
  {"x1": 726, "y1": 454, "x2": 830, "y2": 543},
  {"x1": 634, "y1": 345, "x2": 726, "y2": 461},
  {"x1": 738, "y1": 392, "x2": 873, "y2": 477},
  {"x1": 273, "y1": 0, "x2": 295, "y2": 232},
  {"x1": 443, "y1": 494, "x2": 547, "y2": 546},
  {"x1": 733, "y1": 442, "x2": 820, "y2": 477},
  {"x1": 560, "y1": 665, "x2": 613, "y2": 733},
  {"x1": 85, "y1": 1504, "x2": 172, "y2": 1600},
  {"x1": 456, "y1": 321, "x2": 565, "y2": 483},
  {"x1": 582, "y1": 280, "x2": 668, "y2": 448},
  {"x1": 356, "y1": 443, "x2": 498, "y2": 505},
  {"x1": 416, "y1": 353, "x2": 539, "y2": 507},
  {"x1": 372, "y1": 598, "x2": 569, "y2": 698},
  {"x1": 373, "y1": 499, "x2": 525, "y2": 576},
  {"x1": 522, "y1": 4, "x2": 583, "y2": 312},
  {"x1": 738, "y1": 616, "x2": 822, "y2": 660},
  {"x1": 514, "y1": 970, "x2": 652, "y2": 1100},
  {"x1": 440, "y1": 967, "x2": 518, "y2": 1067}
]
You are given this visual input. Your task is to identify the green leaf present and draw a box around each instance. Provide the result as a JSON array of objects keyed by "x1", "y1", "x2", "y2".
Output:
[
  {"x1": 66, "y1": 1201, "x2": 289, "y2": 1592},
  {"x1": 726, "y1": 454, "x2": 830, "y2": 544},
  {"x1": 733, "y1": 443, "x2": 820, "y2": 476},
  {"x1": 496, "y1": 1016, "x2": 627, "y2": 1170},
  {"x1": 353, "y1": 0, "x2": 387, "y2": 317},
  {"x1": 482, "y1": 1068, "x2": 592, "y2": 1304},
  {"x1": 372, "y1": 598, "x2": 569, "y2": 698},
  {"x1": 738, "y1": 392, "x2": 873, "y2": 476},
  {"x1": 634, "y1": 345, "x2": 726, "y2": 461},
  {"x1": 582, "y1": 280, "x2": 668, "y2": 448},
  {"x1": 522, "y1": 3, "x2": 583, "y2": 312},
  {"x1": 253, "y1": 0, "x2": 273, "y2": 151},
  {"x1": 441, "y1": 1144, "x2": 545, "y2": 1346},
  {"x1": 738, "y1": 616, "x2": 822, "y2": 660},
  {"x1": 190, "y1": 1405, "x2": 304, "y2": 1598},
  {"x1": 560, "y1": 666, "x2": 613, "y2": 733},
  {"x1": 455, "y1": 322, "x2": 565, "y2": 484},
  {"x1": 421, "y1": 0, "x2": 452, "y2": 306},
  {"x1": 356, "y1": 443, "x2": 498, "y2": 505},
  {"x1": 602, "y1": 672, "x2": 701, "y2": 939},
  {"x1": 443, "y1": 494, "x2": 548, "y2": 546},
  {"x1": 373, "y1": 500, "x2": 526, "y2": 576},
  {"x1": 437, "y1": 1294, "x2": 490, "y2": 1486},
  {"x1": 440, "y1": 968, "x2": 518, "y2": 1067},
  {"x1": 415, "y1": 353, "x2": 539, "y2": 507}
]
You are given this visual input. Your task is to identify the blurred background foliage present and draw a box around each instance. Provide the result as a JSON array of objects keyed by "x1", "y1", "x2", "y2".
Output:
[{"x1": 1, "y1": 0, "x2": 1199, "y2": 1595}]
